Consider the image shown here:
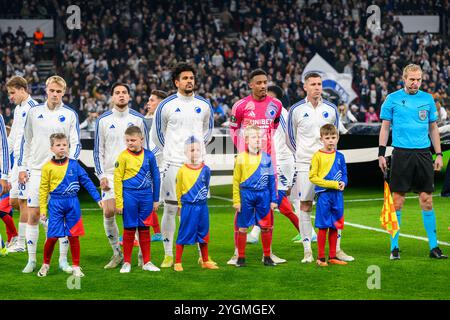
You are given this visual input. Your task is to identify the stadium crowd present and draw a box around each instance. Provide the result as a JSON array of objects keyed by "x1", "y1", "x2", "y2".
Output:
[{"x1": 0, "y1": 0, "x2": 449, "y2": 130}]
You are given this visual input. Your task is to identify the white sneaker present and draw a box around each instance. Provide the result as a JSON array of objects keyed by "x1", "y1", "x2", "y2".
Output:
[
  {"x1": 37, "y1": 264, "x2": 50, "y2": 277},
  {"x1": 104, "y1": 253, "x2": 124, "y2": 269},
  {"x1": 227, "y1": 254, "x2": 238, "y2": 266},
  {"x1": 22, "y1": 260, "x2": 36, "y2": 273},
  {"x1": 120, "y1": 262, "x2": 131, "y2": 273},
  {"x1": 336, "y1": 250, "x2": 354, "y2": 262},
  {"x1": 270, "y1": 253, "x2": 287, "y2": 264},
  {"x1": 137, "y1": 253, "x2": 143, "y2": 267},
  {"x1": 301, "y1": 250, "x2": 314, "y2": 263},
  {"x1": 59, "y1": 261, "x2": 73, "y2": 273},
  {"x1": 142, "y1": 261, "x2": 160, "y2": 272},
  {"x1": 72, "y1": 266, "x2": 85, "y2": 277},
  {"x1": 7, "y1": 242, "x2": 27, "y2": 253},
  {"x1": 246, "y1": 234, "x2": 259, "y2": 244}
]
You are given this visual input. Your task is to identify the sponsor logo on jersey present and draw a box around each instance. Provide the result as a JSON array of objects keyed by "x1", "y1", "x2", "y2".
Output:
[
  {"x1": 109, "y1": 124, "x2": 115, "y2": 129},
  {"x1": 419, "y1": 110, "x2": 427, "y2": 120},
  {"x1": 248, "y1": 111, "x2": 256, "y2": 118},
  {"x1": 59, "y1": 115, "x2": 66, "y2": 122},
  {"x1": 322, "y1": 111, "x2": 329, "y2": 119},
  {"x1": 38, "y1": 114, "x2": 44, "y2": 119},
  {"x1": 195, "y1": 107, "x2": 201, "y2": 114}
]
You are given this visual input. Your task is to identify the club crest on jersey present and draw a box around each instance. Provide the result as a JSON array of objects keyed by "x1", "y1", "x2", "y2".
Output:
[
  {"x1": 265, "y1": 102, "x2": 278, "y2": 119},
  {"x1": 59, "y1": 115, "x2": 66, "y2": 122},
  {"x1": 322, "y1": 111, "x2": 329, "y2": 119},
  {"x1": 195, "y1": 107, "x2": 202, "y2": 114},
  {"x1": 418, "y1": 110, "x2": 427, "y2": 120}
]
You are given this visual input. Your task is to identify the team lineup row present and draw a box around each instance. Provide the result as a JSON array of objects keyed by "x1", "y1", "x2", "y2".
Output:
[{"x1": 1, "y1": 62, "x2": 446, "y2": 277}]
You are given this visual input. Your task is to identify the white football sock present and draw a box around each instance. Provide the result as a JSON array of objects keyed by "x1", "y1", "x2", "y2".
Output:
[
  {"x1": 18, "y1": 222, "x2": 27, "y2": 247},
  {"x1": 249, "y1": 225, "x2": 261, "y2": 239},
  {"x1": 337, "y1": 229, "x2": 342, "y2": 252},
  {"x1": 300, "y1": 211, "x2": 312, "y2": 251},
  {"x1": 58, "y1": 237, "x2": 69, "y2": 263},
  {"x1": 104, "y1": 216, "x2": 121, "y2": 256},
  {"x1": 26, "y1": 224, "x2": 39, "y2": 262},
  {"x1": 161, "y1": 203, "x2": 177, "y2": 257}
]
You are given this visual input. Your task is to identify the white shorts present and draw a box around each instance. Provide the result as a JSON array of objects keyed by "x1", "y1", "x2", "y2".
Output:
[
  {"x1": 277, "y1": 161, "x2": 294, "y2": 191},
  {"x1": 27, "y1": 170, "x2": 42, "y2": 207},
  {"x1": 160, "y1": 162, "x2": 182, "y2": 202},
  {"x1": 9, "y1": 165, "x2": 28, "y2": 200},
  {"x1": 290, "y1": 171, "x2": 315, "y2": 202},
  {"x1": 101, "y1": 174, "x2": 115, "y2": 201}
]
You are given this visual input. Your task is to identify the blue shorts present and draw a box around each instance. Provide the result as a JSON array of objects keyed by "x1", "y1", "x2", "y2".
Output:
[
  {"x1": 176, "y1": 202, "x2": 209, "y2": 245},
  {"x1": 47, "y1": 196, "x2": 84, "y2": 238},
  {"x1": 314, "y1": 190, "x2": 344, "y2": 230},
  {"x1": 236, "y1": 189, "x2": 273, "y2": 229},
  {"x1": 123, "y1": 188, "x2": 154, "y2": 229}
]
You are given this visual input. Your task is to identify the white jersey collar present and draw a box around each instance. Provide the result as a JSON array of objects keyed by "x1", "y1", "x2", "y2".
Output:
[
  {"x1": 112, "y1": 106, "x2": 130, "y2": 118},
  {"x1": 176, "y1": 91, "x2": 195, "y2": 102},
  {"x1": 19, "y1": 95, "x2": 33, "y2": 108},
  {"x1": 45, "y1": 101, "x2": 64, "y2": 111},
  {"x1": 304, "y1": 96, "x2": 323, "y2": 108}
]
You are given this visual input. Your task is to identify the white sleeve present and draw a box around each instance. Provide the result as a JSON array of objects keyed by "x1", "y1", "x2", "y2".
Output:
[
  {"x1": 18, "y1": 110, "x2": 32, "y2": 172},
  {"x1": 93, "y1": 118, "x2": 106, "y2": 179},
  {"x1": 286, "y1": 107, "x2": 298, "y2": 152},
  {"x1": 338, "y1": 121, "x2": 348, "y2": 135},
  {"x1": 439, "y1": 124, "x2": 450, "y2": 134},
  {"x1": 347, "y1": 110, "x2": 358, "y2": 123},
  {"x1": 151, "y1": 103, "x2": 167, "y2": 150},
  {"x1": 141, "y1": 118, "x2": 150, "y2": 150},
  {"x1": 68, "y1": 111, "x2": 81, "y2": 159},
  {"x1": 7, "y1": 107, "x2": 18, "y2": 155},
  {"x1": 0, "y1": 115, "x2": 9, "y2": 179}
]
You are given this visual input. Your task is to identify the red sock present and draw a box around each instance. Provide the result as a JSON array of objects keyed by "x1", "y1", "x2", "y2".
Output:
[
  {"x1": 151, "y1": 211, "x2": 161, "y2": 234},
  {"x1": 123, "y1": 229, "x2": 135, "y2": 264},
  {"x1": 261, "y1": 229, "x2": 272, "y2": 257},
  {"x1": 138, "y1": 228, "x2": 151, "y2": 264},
  {"x1": 278, "y1": 197, "x2": 300, "y2": 231},
  {"x1": 199, "y1": 242, "x2": 208, "y2": 262},
  {"x1": 1, "y1": 215, "x2": 18, "y2": 241},
  {"x1": 175, "y1": 244, "x2": 184, "y2": 264},
  {"x1": 328, "y1": 228, "x2": 338, "y2": 258},
  {"x1": 43, "y1": 237, "x2": 58, "y2": 265},
  {"x1": 317, "y1": 229, "x2": 327, "y2": 259},
  {"x1": 68, "y1": 236, "x2": 80, "y2": 266},
  {"x1": 237, "y1": 231, "x2": 247, "y2": 258}
]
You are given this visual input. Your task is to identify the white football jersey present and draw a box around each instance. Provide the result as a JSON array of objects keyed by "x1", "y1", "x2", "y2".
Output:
[
  {"x1": 0, "y1": 115, "x2": 9, "y2": 179},
  {"x1": 274, "y1": 108, "x2": 294, "y2": 164},
  {"x1": 18, "y1": 102, "x2": 81, "y2": 172},
  {"x1": 286, "y1": 97, "x2": 339, "y2": 171},
  {"x1": 151, "y1": 92, "x2": 213, "y2": 165},
  {"x1": 94, "y1": 107, "x2": 148, "y2": 179}
]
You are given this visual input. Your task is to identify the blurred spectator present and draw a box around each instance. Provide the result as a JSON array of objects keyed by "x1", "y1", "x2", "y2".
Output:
[
  {"x1": 435, "y1": 100, "x2": 447, "y2": 125},
  {"x1": 365, "y1": 106, "x2": 380, "y2": 123},
  {"x1": 33, "y1": 27, "x2": 44, "y2": 60},
  {"x1": 3, "y1": 107, "x2": 13, "y2": 126},
  {"x1": 80, "y1": 111, "x2": 98, "y2": 136},
  {"x1": 338, "y1": 102, "x2": 357, "y2": 127},
  {"x1": 350, "y1": 104, "x2": 365, "y2": 122},
  {"x1": 143, "y1": 89, "x2": 168, "y2": 129}
]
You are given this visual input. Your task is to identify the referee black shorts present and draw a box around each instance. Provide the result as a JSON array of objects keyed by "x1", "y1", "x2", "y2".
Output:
[{"x1": 389, "y1": 147, "x2": 434, "y2": 193}]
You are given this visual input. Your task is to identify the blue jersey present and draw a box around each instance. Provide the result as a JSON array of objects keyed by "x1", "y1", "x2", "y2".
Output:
[{"x1": 380, "y1": 89, "x2": 437, "y2": 149}]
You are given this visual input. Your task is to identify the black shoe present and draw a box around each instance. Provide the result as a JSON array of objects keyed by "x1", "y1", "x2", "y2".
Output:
[
  {"x1": 263, "y1": 256, "x2": 277, "y2": 266},
  {"x1": 236, "y1": 257, "x2": 246, "y2": 267},
  {"x1": 390, "y1": 248, "x2": 400, "y2": 260},
  {"x1": 430, "y1": 247, "x2": 448, "y2": 259}
]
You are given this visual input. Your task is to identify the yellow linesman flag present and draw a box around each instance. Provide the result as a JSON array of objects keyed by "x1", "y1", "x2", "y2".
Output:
[{"x1": 380, "y1": 181, "x2": 399, "y2": 237}]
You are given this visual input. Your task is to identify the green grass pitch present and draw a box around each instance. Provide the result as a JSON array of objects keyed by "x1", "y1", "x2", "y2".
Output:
[{"x1": 1, "y1": 177, "x2": 449, "y2": 300}]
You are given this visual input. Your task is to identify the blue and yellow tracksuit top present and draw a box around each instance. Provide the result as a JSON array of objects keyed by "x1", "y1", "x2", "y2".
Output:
[
  {"x1": 39, "y1": 158, "x2": 101, "y2": 216},
  {"x1": 232, "y1": 151, "x2": 277, "y2": 205},
  {"x1": 309, "y1": 150, "x2": 348, "y2": 192},
  {"x1": 113, "y1": 148, "x2": 160, "y2": 209},
  {"x1": 176, "y1": 163, "x2": 210, "y2": 208}
]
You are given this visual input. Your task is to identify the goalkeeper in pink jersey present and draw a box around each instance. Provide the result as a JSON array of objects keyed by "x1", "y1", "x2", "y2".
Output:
[{"x1": 227, "y1": 69, "x2": 284, "y2": 265}]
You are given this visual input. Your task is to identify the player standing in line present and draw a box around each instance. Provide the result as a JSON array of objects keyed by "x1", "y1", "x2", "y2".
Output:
[
  {"x1": 173, "y1": 136, "x2": 219, "y2": 272},
  {"x1": 246, "y1": 85, "x2": 302, "y2": 247},
  {"x1": 227, "y1": 69, "x2": 284, "y2": 265},
  {"x1": 151, "y1": 62, "x2": 214, "y2": 268},
  {"x1": 18, "y1": 75, "x2": 81, "y2": 273},
  {"x1": 309, "y1": 124, "x2": 348, "y2": 266},
  {"x1": 114, "y1": 126, "x2": 161, "y2": 273},
  {"x1": 378, "y1": 64, "x2": 447, "y2": 260},
  {"x1": 5, "y1": 76, "x2": 37, "y2": 252},
  {"x1": 0, "y1": 113, "x2": 12, "y2": 244},
  {"x1": 144, "y1": 89, "x2": 168, "y2": 243},
  {"x1": 37, "y1": 133, "x2": 102, "y2": 277},
  {"x1": 287, "y1": 72, "x2": 354, "y2": 263},
  {"x1": 94, "y1": 83, "x2": 149, "y2": 269}
]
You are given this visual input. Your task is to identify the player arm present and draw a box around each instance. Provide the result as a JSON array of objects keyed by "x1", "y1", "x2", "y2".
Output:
[
  {"x1": 149, "y1": 154, "x2": 160, "y2": 203},
  {"x1": 229, "y1": 101, "x2": 243, "y2": 148},
  {"x1": 286, "y1": 107, "x2": 297, "y2": 152},
  {"x1": 68, "y1": 112, "x2": 81, "y2": 159},
  {"x1": 341, "y1": 155, "x2": 348, "y2": 186},
  {"x1": 39, "y1": 166, "x2": 50, "y2": 216},
  {"x1": 232, "y1": 155, "x2": 242, "y2": 205},
  {"x1": 113, "y1": 154, "x2": 126, "y2": 209},
  {"x1": 309, "y1": 154, "x2": 339, "y2": 190},
  {"x1": 0, "y1": 115, "x2": 9, "y2": 179},
  {"x1": 141, "y1": 120, "x2": 150, "y2": 150},
  {"x1": 7, "y1": 110, "x2": 18, "y2": 156},
  {"x1": 175, "y1": 168, "x2": 183, "y2": 208},
  {"x1": 93, "y1": 118, "x2": 106, "y2": 179},
  {"x1": 77, "y1": 162, "x2": 101, "y2": 203},
  {"x1": 151, "y1": 104, "x2": 167, "y2": 149},
  {"x1": 203, "y1": 101, "x2": 214, "y2": 144},
  {"x1": 268, "y1": 159, "x2": 277, "y2": 204},
  {"x1": 18, "y1": 110, "x2": 32, "y2": 172}
]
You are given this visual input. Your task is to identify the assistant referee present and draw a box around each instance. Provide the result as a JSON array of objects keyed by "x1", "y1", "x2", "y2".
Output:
[{"x1": 378, "y1": 64, "x2": 447, "y2": 260}]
